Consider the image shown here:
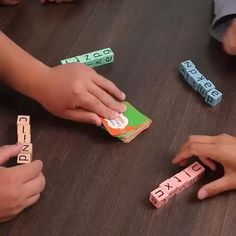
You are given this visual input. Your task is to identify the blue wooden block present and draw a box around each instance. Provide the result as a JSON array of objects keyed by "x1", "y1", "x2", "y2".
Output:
[
  {"x1": 179, "y1": 60, "x2": 195, "y2": 80},
  {"x1": 205, "y1": 89, "x2": 222, "y2": 106},
  {"x1": 186, "y1": 69, "x2": 206, "y2": 91},
  {"x1": 198, "y1": 80, "x2": 215, "y2": 97}
]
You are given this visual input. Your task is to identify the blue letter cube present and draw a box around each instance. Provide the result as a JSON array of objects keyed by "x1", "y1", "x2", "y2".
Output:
[
  {"x1": 205, "y1": 89, "x2": 222, "y2": 106},
  {"x1": 179, "y1": 60, "x2": 195, "y2": 80},
  {"x1": 186, "y1": 69, "x2": 206, "y2": 91},
  {"x1": 198, "y1": 80, "x2": 215, "y2": 97}
]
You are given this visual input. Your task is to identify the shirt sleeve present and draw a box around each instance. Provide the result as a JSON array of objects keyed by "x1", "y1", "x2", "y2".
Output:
[{"x1": 211, "y1": 0, "x2": 236, "y2": 41}]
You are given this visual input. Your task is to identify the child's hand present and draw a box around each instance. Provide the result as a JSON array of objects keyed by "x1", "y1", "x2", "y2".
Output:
[
  {"x1": 0, "y1": 144, "x2": 45, "y2": 223},
  {"x1": 0, "y1": 0, "x2": 19, "y2": 5},
  {"x1": 35, "y1": 63, "x2": 126, "y2": 126},
  {"x1": 172, "y1": 134, "x2": 236, "y2": 200},
  {"x1": 41, "y1": 0, "x2": 74, "y2": 3},
  {"x1": 223, "y1": 19, "x2": 236, "y2": 55}
]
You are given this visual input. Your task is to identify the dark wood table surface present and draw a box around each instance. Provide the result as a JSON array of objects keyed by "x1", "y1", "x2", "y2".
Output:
[{"x1": 1, "y1": 0, "x2": 236, "y2": 235}]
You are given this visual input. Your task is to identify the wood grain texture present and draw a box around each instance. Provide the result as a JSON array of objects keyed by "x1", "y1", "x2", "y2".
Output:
[{"x1": 1, "y1": 0, "x2": 236, "y2": 235}]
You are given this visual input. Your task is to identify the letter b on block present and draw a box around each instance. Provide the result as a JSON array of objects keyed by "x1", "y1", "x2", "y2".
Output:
[{"x1": 17, "y1": 153, "x2": 32, "y2": 164}]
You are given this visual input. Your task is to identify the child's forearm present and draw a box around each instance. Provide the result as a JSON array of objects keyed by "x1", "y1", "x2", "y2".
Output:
[{"x1": 0, "y1": 32, "x2": 50, "y2": 100}]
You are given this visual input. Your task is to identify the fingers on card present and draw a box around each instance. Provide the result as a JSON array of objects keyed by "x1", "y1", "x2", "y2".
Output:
[{"x1": 101, "y1": 102, "x2": 152, "y2": 143}]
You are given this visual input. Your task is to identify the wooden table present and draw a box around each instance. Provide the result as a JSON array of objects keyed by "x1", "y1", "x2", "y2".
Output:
[{"x1": 1, "y1": 0, "x2": 236, "y2": 235}]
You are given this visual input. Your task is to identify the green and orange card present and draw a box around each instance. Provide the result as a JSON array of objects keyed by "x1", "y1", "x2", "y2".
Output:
[{"x1": 101, "y1": 101, "x2": 152, "y2": 143}]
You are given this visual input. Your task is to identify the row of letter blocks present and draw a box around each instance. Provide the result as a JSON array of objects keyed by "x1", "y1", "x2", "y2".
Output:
[
  {"x1": 179, "y1": 60, "x2": 222, "y2": 107},
  {"x1": 149, "y1": 162, "x2": 205, "y2": 208},
  {"x1": 61, "y1": 48, "x2": 114, "y2": 68},
  {"x1": 17, "y1": 115, "x2": 32, "y2": 164}
]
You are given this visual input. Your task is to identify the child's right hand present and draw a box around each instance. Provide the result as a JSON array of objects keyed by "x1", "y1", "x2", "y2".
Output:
[
  {"x1": 33, "y1": 63, "x2": 126, "y2": 126},
  {"x1": 172, "y1": 134, "x2": 236, "y2": 200},
  {"x1": 0, "y1": 144, "x2": 45, "y2": 223}
]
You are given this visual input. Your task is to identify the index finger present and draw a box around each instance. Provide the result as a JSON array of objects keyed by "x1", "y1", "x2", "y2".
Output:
[
  {"x1": 93, "y1": 74, "x2": 126, "y2": 101},
  {"x1": 11, "y1": 160, "x2": 43, "y2": 183},
  {"x1": 172, "y1": 143, "x2": 220, "y2": 164}
]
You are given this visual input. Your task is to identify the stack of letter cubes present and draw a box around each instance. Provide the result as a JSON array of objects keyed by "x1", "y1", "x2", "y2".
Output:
[
  {"x1": 179, "y1": 60, "x2": 222, "y2": 107},
  {"x1": 17, "y1": 115, "x2": 33, "y2": 164},
  {"x1": 61, "y1": 48, "x2": 114, "y2": 68},
  {"x1": 149, "y1": 161, "x2": 205, "y2": 208}
]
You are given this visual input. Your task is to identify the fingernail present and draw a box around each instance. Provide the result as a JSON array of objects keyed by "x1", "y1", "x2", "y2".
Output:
[
  {"x1": 121, "y1": 103, "x2": 127, "y2": 113},
  {"x1": 16, "y1": 142, "x2": 23, "y2": 147},
  {"x1": 94, "y1": 119, "x2": 101, "y2": 126},
  {"x1": 198, "y1": 189, "x2": 208, "y2": 200},
  {"x1": 121, "y1": 92, "x2": 126, "y2": 100}
]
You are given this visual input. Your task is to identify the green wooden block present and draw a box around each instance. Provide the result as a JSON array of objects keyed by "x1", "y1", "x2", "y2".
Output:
[
  {"x1": 60, "y1": 48, "x2": 114, "y2": 68},
  {"x1": 61, "y1": 57, "x2": 79, "y2": 64}
]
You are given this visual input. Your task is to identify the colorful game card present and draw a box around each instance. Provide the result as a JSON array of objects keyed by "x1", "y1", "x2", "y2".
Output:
[{"x1": 101, "y1": 101, "x2": 152, "y2": 143}]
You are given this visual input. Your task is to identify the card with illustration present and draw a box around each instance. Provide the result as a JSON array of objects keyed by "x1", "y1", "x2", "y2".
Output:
[{"x1": 101, "y1": 101, "x2": 152, "y2": 142}]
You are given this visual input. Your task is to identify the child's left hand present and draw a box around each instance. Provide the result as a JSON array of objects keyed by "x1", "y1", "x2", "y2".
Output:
[{"x1": 41, "y1": 0, "x2": 74, "y2": 3}]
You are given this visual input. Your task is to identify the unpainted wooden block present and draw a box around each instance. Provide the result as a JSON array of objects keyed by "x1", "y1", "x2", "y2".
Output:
[
  {"x1": 18, "y1": 134, "x2": 31, "y2": 143},
  {"x1": 21, "y1": 143, "x2": 33, "y2": 154},
  {"x1": 159, "y1": 178, "x2": 177, "y2": 197},
  {"x1": 149, "y1": 186, "x2": 169, "y2": 208},
  {"x1": 17, "y1": 153, "x2": 32, "y2": 164},
  {"x1": 17, "y1": 115, "x2": 30, "y2": 125},
  {"x1": 17, "y1": 124, "x2": 31, "y2": 134}
]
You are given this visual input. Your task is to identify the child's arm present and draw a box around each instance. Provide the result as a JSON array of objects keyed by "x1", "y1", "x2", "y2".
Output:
[
  {"x1": 0, "y1": 144, "x2": 45, "y2": 223},
  {"x1": 172, "y1": 134, "x2": 236, "y2": 200},
  {"x1": 212, "y1": 0, "x2": 236, "y2": 54},
  {"x1": 0, "y1": 32, "x2": 126, "y2": 125}
]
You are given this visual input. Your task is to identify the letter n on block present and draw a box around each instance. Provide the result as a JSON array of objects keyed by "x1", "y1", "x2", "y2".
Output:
[
  {"x1": 182, "y1": 161, "x2": 205, "y2": 187},
  {"x1": 149, "y1": 187, "x2": 169, "y2": 208}
]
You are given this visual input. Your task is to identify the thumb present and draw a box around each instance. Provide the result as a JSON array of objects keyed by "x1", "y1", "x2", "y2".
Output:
[
  {"x1": 197, "y1": 177, "x2": 232, "y2": 200},
  {"x1": 0, "y1": 143, "x2": 23, "y2": 165},
  {"x1": 64, "y1": 109, "x2": 102, "y2": 126}
]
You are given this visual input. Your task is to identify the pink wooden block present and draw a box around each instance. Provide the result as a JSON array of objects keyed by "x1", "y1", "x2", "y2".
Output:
[
  {"x1": 170, "y1": 172, "x2": 189, "y2": 195},
  {"x1": 149, "y1": 187, "x2": 169, "y2": 208},
  {"x1": 159, "y1": 179, "x2": 177, "y2": 197},
  {"x1": 182, "y1": 161, "x2": 205, "y2": 187}
]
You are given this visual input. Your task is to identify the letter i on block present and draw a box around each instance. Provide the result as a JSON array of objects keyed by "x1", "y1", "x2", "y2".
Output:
[
  {"x1": 169, "y1": 172, "x2": 189, "y2": 195},
  {"x1": 149, "y1": 187, "x2": 169, "y2": 208},
  {"x1": 181, "y1": 161, "x2": 205, "y2": 187}
]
